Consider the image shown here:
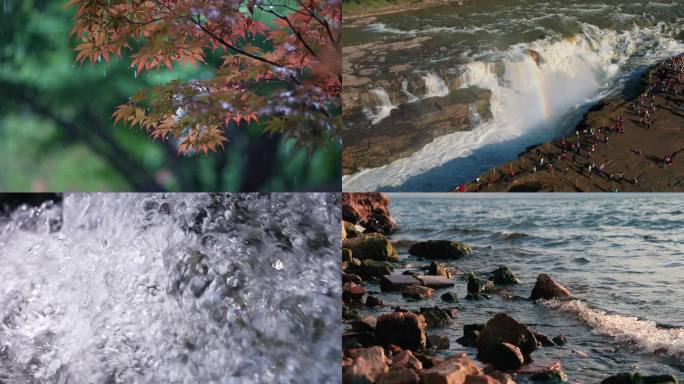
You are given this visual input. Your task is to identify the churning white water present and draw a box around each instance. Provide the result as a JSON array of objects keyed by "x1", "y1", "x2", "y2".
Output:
[
  {"x1": 363, "y1": 88, "x2": 397, "y2": 124},
  {"x1": 0, "y1": 194, "x2": 341, "y2": 384},
  {"x1": 543, "y1": 299, "x2": 684, "y2": 357},
  {"x1": 343, "y1": 23, "x2": 684, "y2": 191},
  {"x1": 401, "y1": 79, "x2": 420, "y2": 103},
  {"x1": 422, "y1": 72, "x2": 450, "y2": 98}
]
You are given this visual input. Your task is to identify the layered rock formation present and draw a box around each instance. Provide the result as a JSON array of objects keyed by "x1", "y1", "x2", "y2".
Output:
[{"x1": 343, "y1": 87, "x2": 491, "y2": 174}]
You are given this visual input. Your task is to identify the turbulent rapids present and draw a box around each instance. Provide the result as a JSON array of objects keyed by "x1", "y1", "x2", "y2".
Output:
[
  {"x1": 0, "y1": 194, "x2": 341, "y2": 384},
  {"x1": 342, "y1": 0, "x2": 684, "y2": 191}
]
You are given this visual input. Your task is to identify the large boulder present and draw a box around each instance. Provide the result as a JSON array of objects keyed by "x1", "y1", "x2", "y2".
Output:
[
  {"x1": 377, "y1": 368, "x2": 421, "y2": 384},
  {"x1": 344, "y1": 220, "x2": 364, "y2": 239},
  {"x1": 343, "y1": 282, "x2": 366, "y2": 304},
  {"x1": 488, "y1": 342, "x2": 525, "y2": 371},
  {"x1": 409, "y1": 240, "x2": 471, "y2": 259},
  {"x1": 344, "y1": 233, "x2": 399, "y2": 262},
  {"x1": 441, "y1": 291, "x2": 459, "y2": 303},
  {"x1": 342, "y1": 192, "x2": 397, "y2": 234},
  {"x1": 381, "y1": 274, "x2": 422, "y2": 292},
  {"x1": 457, "y1": 324, "x2": 484, "y2": 347},
  {"x1": 392, "y1": 349, "x2": 423, "y2": 371},
  {"x1": 376, "y1": 311, "x2": 427, "y2": 350},
  {"x1": 428, "y1": 261, "x2": 451, "y2": 278},
  {"x1": 366, "y1": 295, "x2": 383, "y2": 307},
  {"x1": 402, "y1": 285, "x2": 434, "y2": 300},
  {"x1": 530, "y1": 274, "x2": 572, "y2": 300},
  {"x1": 489, "y1": 266, "x2": 521, "y2": 285},
  {"x1": 420, "y1": 307, "x2": 454, "y2": 328},
  {"x1": 419, "y1": 353, "x2": 483, "y2": 384},
  {"x1": 343, "y1": 346, "x2": 391, "y2": 383},
  {"x1": 477, "y1": 314, "x2": 538, "y2": 364},
  {"x1": 353, "y1": 259, "x2": 395, "y2": 280},
  {"x1": 417, "y1": 275, "x2": 455, "y2": 289},
  {"x1": 427, "y1": 334, "x2": 451, "y2": 350}
]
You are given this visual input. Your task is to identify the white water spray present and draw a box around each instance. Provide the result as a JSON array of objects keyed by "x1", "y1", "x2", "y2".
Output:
[
  {"x1": 344, "y1": 23, "x2": 684, "y2": 191},
  {"x1": 363, "y1": 88, "x2": 397, "y2": 124},
  {"x1": 422, "y1": 72, "x2": 450, "y2": 98},
  {"x1": 543, "y1": 299, "x2": 684, "y2": 356},
  {"x1": 0, "y1": 194, "x2": 341, "y2": 384}
]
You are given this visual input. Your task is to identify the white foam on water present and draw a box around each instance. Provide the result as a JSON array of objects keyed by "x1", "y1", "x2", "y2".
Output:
[
  {"x1": 468, "y1": 104, "x2": 483, "y2": 127},
  {"x1": 365, "y1": 22, "x2": 485, "y2": 36},
  {"x1": 543, "y1": 299, "x2": 684, "y2": 356},
  {"x1": 0, "y1": 194, "x2": 341, "y2": 384},
  {"x1": 401, "y1": 79, "x2": 420, "y2": 103},
  {"x1": 422, "y1": 72, "x2": 450, "y2": 98},
  {"x1": 363, "y1": 87, "x2": 397, "y2": 124},
  {"x1": 343, "y1": 23, "x2": 684, "y2": 191}
]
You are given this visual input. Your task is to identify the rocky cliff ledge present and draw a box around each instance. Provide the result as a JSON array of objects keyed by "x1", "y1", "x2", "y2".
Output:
[{"x1": 343, "y1": 87, "x2": 491, "y2": 174}]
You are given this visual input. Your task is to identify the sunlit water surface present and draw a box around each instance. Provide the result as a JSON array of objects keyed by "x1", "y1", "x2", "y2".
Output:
[{"x1": 356, "y1": 193, "x2": 684, "y2": 382}]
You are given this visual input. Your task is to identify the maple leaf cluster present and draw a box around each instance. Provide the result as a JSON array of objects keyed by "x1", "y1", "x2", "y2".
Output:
[{"x1": 69, "y1": 0, "x2": 341, "y2": 155}]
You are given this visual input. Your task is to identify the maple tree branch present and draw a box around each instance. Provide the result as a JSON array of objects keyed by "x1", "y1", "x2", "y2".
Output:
[
  {"x1": 149, "y1": 0, "x2": 303, "y2": 86},
  {"x1": 295, "y1": 0, "x2": 339, "y2": 48},
  {"x1": 258, "y1": 6, "x2": 319, "y2": 59},
  {"x1": 188, "y1": 15, "x2": 303, "y2": 86}
]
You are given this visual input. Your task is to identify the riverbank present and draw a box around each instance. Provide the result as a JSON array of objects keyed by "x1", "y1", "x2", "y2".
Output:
[
  {"x1": 341, "y1": 193, "x2": 684, "y2": 383},
  {"x1": 344, "y1": 0, "x2": 465, "y2": 22},
  {"x1": 460, "y1": 54, "x2": 684, "y2": 192}
]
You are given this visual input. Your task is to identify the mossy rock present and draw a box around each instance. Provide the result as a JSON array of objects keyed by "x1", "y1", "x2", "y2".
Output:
[
  {"x1": 409, "y1": 240, "x2": 471, "y2": 259},
  {"x1": 343, "y1": 233, "x2": 399, "y2": 262}
]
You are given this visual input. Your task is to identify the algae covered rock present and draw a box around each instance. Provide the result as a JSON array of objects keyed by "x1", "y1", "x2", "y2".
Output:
[{"x1": 409, "y1": 240, "x2": 471, "y2": 259}]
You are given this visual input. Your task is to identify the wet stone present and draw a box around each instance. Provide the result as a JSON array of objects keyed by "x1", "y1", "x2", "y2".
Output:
[
  {"x1": 441, "y1": 291, "x2": 459, "y2": 303},
  {"x1": 420, "y1": 307, "x2": 454, "y2": 327},
  {"x1": 402, "y1": 285, "x2": 434, "y2": 300},
  {"x1": 427, "y1": 334, "x2": 450, "y2": 350},
  {"x1": 365, "y1": 295, "x2": 383, "y2": 307},
  {"x1": 417, "y1": 275, "x2": 454, "y2": 288},
  {"x1": 552, "y1": 335, "x2": 567, "y2": 346},
  {"x1": 381, "y1": 274, "x2": 422, "y2": 292}
]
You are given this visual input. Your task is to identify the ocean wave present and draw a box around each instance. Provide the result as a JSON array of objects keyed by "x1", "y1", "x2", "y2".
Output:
[{"x1": 543, "y1": 299, "x2": 684, "y2": 356}]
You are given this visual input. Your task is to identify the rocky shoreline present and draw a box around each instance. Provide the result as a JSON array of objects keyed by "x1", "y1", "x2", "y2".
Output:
[
  {"x1": 457, "y1": 54, "x2": 684, "y2": 192},
  {"x1": 341, "y1": 192, "x2": 679, "y2": 384}
]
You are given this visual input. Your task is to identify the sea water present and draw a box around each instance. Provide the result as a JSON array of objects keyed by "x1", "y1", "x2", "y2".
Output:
[
  {"x1": 354, "y1": 193, "x2": 684, "y2": 382},
  {"x1": 0, "y1": 194, "x2": 341, "y2": 384}
]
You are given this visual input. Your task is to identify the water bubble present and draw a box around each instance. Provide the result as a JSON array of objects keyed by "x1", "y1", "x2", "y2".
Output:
[{"x1": 271, "y1": 259, "x2": 284, "y2": 271}]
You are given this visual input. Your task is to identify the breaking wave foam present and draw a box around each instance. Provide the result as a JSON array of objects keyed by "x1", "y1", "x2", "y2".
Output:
[{"x1": 543, "y1": 299, "x2": 684, "y2": 356}]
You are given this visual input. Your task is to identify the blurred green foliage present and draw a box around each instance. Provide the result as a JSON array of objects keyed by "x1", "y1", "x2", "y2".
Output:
[{"x1": 0, "y1": 0, "x2": 341, "y2": 191}]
